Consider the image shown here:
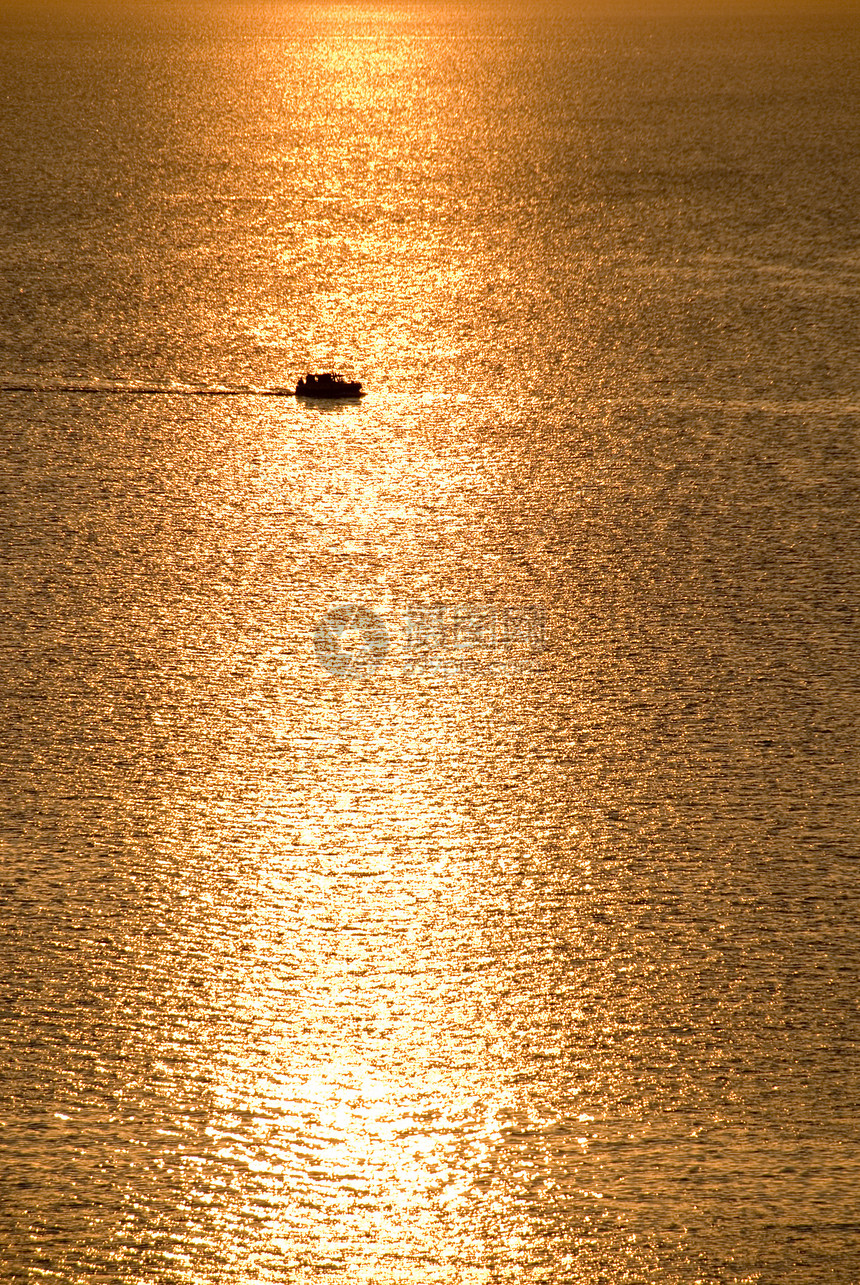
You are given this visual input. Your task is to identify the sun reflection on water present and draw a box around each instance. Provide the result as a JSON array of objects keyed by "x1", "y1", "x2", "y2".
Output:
[{"x1": 154, "y1": 714, "x2": 533, "y2": 1278}]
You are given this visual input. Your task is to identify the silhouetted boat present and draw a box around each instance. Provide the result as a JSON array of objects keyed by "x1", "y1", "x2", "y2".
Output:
[{"x1": 295, "y1": 372, "x2": 364, "y2": 399}]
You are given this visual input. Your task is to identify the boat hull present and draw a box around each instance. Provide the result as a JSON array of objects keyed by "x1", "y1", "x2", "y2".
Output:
[{"x1": 295, "y1": 387, "x2": 364, "y2": 398}]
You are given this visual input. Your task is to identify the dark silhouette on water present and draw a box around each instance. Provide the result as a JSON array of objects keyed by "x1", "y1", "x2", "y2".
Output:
[
  {"x1": 295, "y1": 372, "x2": 364, "y2": 399},
  {"x1": 0, "y1": 374, "x2": 365, "y2": 398}
]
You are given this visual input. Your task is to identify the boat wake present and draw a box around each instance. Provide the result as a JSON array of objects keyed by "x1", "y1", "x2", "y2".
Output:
[{"x1": 0, "y1": 382, "x2": 296, "y2": 396}]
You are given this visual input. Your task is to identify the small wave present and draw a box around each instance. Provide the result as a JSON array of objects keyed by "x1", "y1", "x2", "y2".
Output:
[{"x1": 623, "y1": 394, "x2": 860, "y2": 416}]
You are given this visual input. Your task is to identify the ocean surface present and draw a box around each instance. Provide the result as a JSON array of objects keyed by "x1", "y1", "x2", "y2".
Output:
[{"x1": 0, "y1": 3, "x2": 858, "y2": 1282}]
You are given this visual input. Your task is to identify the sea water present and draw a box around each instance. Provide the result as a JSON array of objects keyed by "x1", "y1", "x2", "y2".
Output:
[{"x1": 0, "y1": 3, "x2": 858, "y2": 1281}]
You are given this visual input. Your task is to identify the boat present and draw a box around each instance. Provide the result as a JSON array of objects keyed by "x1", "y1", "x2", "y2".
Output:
[{"x1": 295, "y1": 372, "x2": 364, "y2": 399}]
